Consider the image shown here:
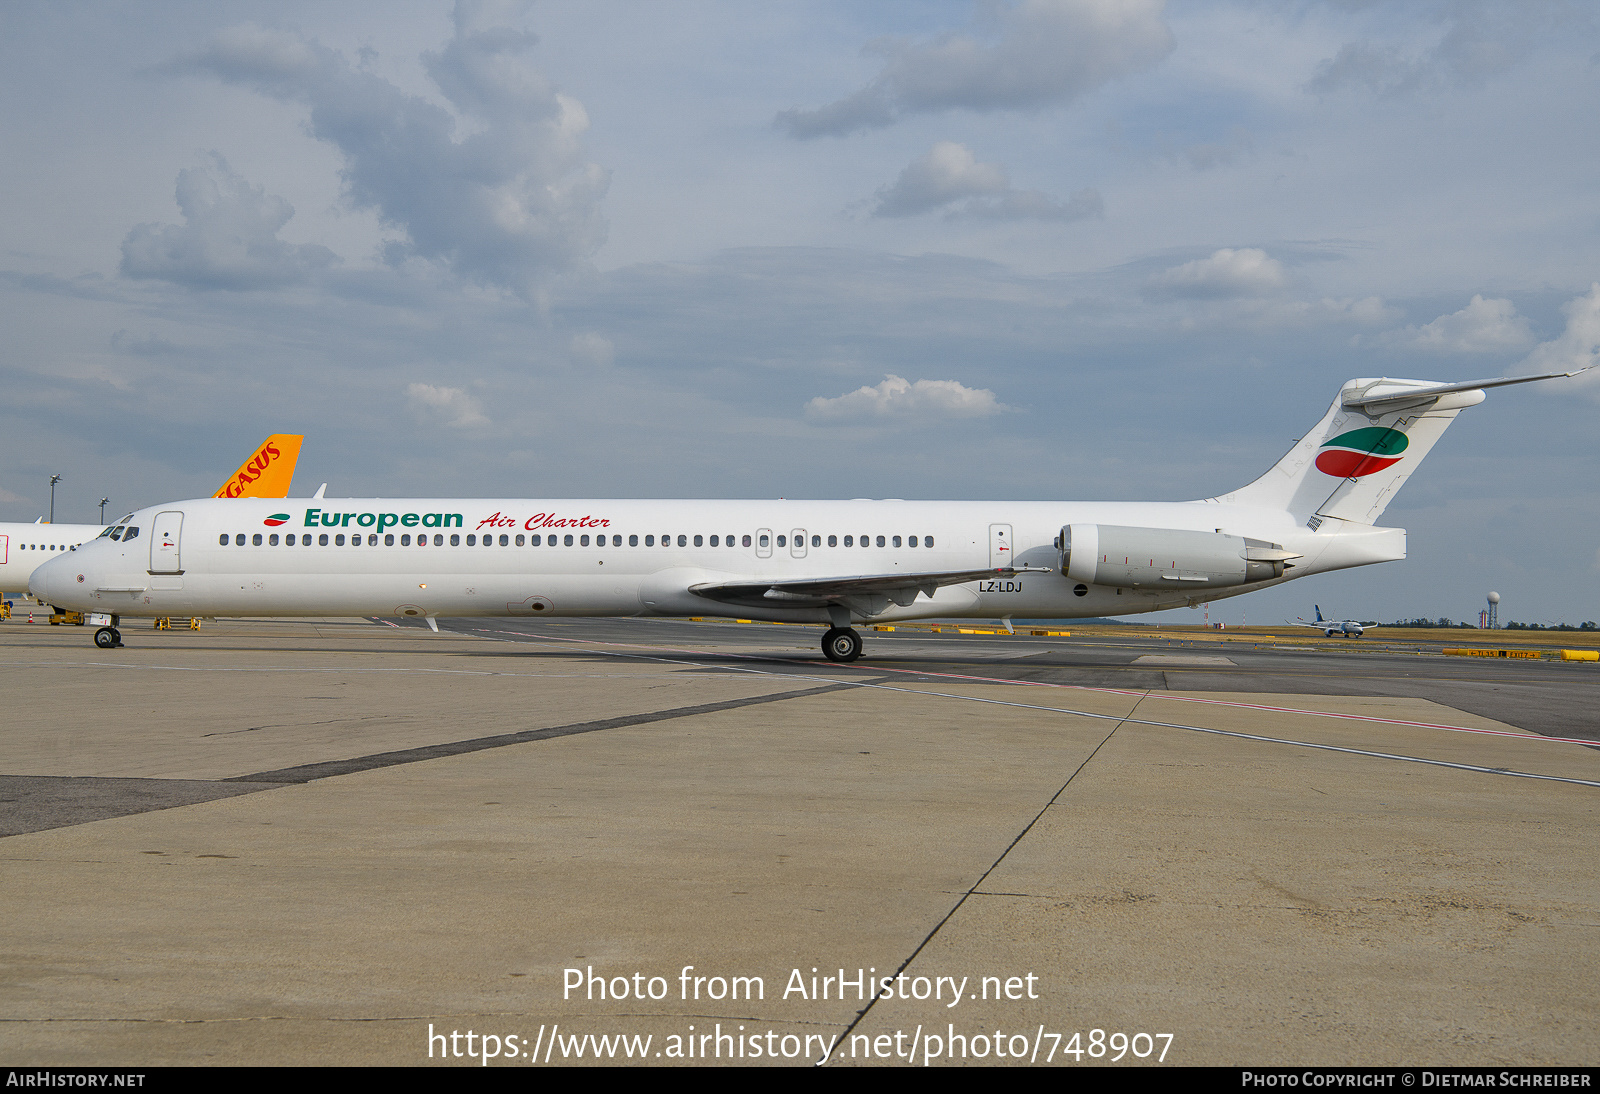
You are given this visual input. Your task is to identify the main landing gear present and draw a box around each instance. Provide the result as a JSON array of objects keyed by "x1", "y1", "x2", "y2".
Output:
[
  {"x1": 93, "y1": 627, "x2": 123, "y2": 649},
  {"x1": 822, "y1": 627, "x2": 862, "y2": 663}
]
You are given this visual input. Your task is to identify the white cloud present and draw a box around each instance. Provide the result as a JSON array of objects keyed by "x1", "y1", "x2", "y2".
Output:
[
  {"x1": 120, "y1": 156, "x2": 338, "y2": 290},
  {"x1": 569, "y1": 332, "x2": 614, "y2": 368},
  {"x1": 1400, "y1": 294, "x2": 1534, "y2": 353},
  {"x1": 872, "y1": 142, "x2": 1006, "y2": 217},
  {"x1": 406, "y1": 382, "x2": 488, "y2": 428},
  {"x1": 1518, "y1": 283, "x2": 1600, "y2": 387},
  {"x1": 870, "y1": 142, "x2": 1102, "y2": 222},
  {"x1": 805, "y1": 375, "x2": 1005, "y2": 421},
  {"x1": 776, "y1": 0, "x2": 1174, "y2": 138},
  {"x1": 167, "y1": 9, "x2": 607, "y2": 299},
  {"x1": 1147, "y1": 248, "x2": 1287, "y2": 299}
]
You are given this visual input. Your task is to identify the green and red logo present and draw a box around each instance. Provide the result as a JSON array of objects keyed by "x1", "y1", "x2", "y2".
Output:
[
  {"x1": 262, "y1": 513, "x2": 291, "y2": 527},
  {"x1": 1316, "y1": 427, "x2": 1408, "y2": 479}
]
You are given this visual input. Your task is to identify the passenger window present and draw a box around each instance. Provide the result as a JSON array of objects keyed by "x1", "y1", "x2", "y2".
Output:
[
  {"x1": 218, "y1": 534, "x2": 228, "y2": 546},
  {"x1": 253, "y1": 533, "x2": 263, "y2": 546},
  {"x1": 401, "y1": 534, "x2": 411, "y2": 546},
  {"x1": 630, "y1": 535, "x2": 638, "y2": 546},
  {"x1": 693, "y1": 535, "x2": 703, "y2": 547},
  {"x1": 564, "y1": 534, "x2": 574, "y2": 546},
  {"x1": 892, "y1": 536, "x2": 901, "y2": 547},
  {"x1": 812, "y1": 535, "x2": 820, "y2": 547},
  {"x1": 828, "y1": 535, "x2": 837, "y2": 547},
  {"x1": 776, "y1": 535, "x2": 786, "y2": 547},
  {"x1": 467, "y1": 535, "x2": 477, "y2": 546},
  {"x1": 531, "y1": 534, "x2": 541, "y2": 546},
  {"x1": 269, "y1": 534, "x2": 279, "y2": 546},
  {"x1": 236, "y1": 534, "x2": 246, "y2": 546},
  {"x1": 909, "y1": 536, "x2": 917, "y2": 547},
  {"x1": 614, "y1": 535, "x2": 623, "y2": 546},
  {"x1": 515, "y1": 534, "x2": 524, "y2": 546},
  {"x1": 677, "y1": 534, "x2": 687, "y2": 547},
  {"x1": 662, "y1": 533, "x2": 671, "y2": 546},
  {"x1": 450, "y1": 534, "x2": 460, "y2": 546},
  {"x1": 367, "y1": 534, "x2": 377, "y2": 545},
  {"x1": 843, "y1": 535, "x2": 852, "y2": 547},
  {"x1": 645, "y1": 535, "x2": 654, "y2": 546},
  {"x1": 336, "y1": 534, "x2": 346, "y2": 546},
  {"x1": 709, "y1": 535, "x2": 718, "y2": 547},
  {"x1": 319, "y1": 534, "x2": 329, "y2": 546},
  {"x1": 925, "y1": 536, "x2": 934, "y2": 547},
  {"x1": 434, "y1": 534, "x2": 443, "y2": 546},
  {"x1": 758, "y1": 534, "x2": 769, "y2": 547},
  {"x1": 287, "y1": 534, "x2": 297, "y2": 545},
  {"x1": 384, "y1": 534, "x2": 394, "y2": 546},
  {"x1": 742, "y1": 534, "x2": 751, "y2": 547},
  {"x1": 580, "y1": 535, "x2": 590, "y2": 546},
  {"x1": 876, "y1": 536, "x2": 886, "y2": 547}
]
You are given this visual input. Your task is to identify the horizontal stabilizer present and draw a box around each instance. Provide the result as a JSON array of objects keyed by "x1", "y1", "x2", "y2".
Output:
[{"x1": 1342, "y1": 368, "x2": 1590, "y2": 410}]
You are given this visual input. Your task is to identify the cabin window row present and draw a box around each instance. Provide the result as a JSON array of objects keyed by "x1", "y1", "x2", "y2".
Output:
[{"x1": 219, "y1": 531, "x2": 937, "y2": 548}]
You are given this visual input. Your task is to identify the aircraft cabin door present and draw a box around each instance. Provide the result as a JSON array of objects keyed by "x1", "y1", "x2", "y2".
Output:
[
  {"x1": 989, "y1": 524, "x2": 1013, "y2": 569},
  {"x1": 150, "y1": 511, "x2": 184, "y2": 573}
]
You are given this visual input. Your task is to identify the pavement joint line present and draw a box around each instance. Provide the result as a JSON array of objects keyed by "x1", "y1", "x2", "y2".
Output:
[
  {"x1": 818, "y1": 701, "x2": 1135, "y2": 1066},
  {"x1": 225, "y1": 682, "x2": 856, "y2": 785},
  {"x1": 459, "y1": 624, "x2": 1598, "y2": 748},
  {"x1": 0, "y1": 684, "x2": 856, "y2": 836},
  {"x1": 464, "y1": 627, "x2": 1600, "y2": 791}
]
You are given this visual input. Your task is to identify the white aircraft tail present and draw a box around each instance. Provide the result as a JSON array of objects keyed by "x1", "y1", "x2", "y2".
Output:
[{"x1": 1212, "y1": 371, "x2": 1586, "y2": 527}]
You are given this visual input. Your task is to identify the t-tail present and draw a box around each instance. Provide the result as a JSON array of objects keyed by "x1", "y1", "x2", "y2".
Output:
[{"x1": 1211, "y1": 371, "x2": 1588, "y2": 528}]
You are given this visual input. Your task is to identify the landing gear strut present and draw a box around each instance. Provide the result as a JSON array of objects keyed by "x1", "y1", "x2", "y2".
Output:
[
  {"x1": 822, "y1": 627, "x2": 862, "y2": 663},
  {"x1": 93, "y1": 627, "x2": 123, "y2": 649}
]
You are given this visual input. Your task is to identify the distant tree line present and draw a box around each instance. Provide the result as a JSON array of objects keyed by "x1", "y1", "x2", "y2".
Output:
[{"x1": 1388, "y1": 618, "x2": 1598, "y2": 630}]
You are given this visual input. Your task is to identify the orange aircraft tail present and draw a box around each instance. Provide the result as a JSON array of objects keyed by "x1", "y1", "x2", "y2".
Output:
[{"x1": 213, "y1": 435, "x2": 303, "y2": 499}]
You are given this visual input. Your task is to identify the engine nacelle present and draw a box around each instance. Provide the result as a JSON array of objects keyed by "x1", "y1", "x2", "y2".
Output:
[{"x1": 1059, "y1": 524, "x2": 1297, "y2": 589}]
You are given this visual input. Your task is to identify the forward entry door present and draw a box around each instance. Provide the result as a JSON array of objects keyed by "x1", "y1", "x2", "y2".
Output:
[{"x1": 150, "y1": 511, "x2": 184, "y2": 573}]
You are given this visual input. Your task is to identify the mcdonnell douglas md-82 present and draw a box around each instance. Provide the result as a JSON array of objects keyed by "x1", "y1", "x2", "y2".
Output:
[
  {"x1": 29, "y1": 375, "x2": 1586, "y2": 658},
  {"x1": 1, "y1": 435, "x2": 303, "y2": 601}
]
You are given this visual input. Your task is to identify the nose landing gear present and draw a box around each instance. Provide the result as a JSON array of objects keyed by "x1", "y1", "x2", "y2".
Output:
[
  {"x1": 822, "y1": 627, "x2": 862, "y2": 663},
  {"x1": 93, "y1": 627, "x2": 123, "y2": 649}
]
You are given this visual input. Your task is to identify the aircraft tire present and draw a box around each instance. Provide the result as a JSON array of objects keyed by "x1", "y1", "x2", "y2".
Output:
[
  {"x1": 822, "y1": 627, "x2": 862, "y2": 663},
  {"x1": 93, "y1": 627, "x2": 117, "y2": 649}
]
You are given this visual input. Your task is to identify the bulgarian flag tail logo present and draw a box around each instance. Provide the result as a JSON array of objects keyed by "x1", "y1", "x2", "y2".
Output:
[
  {"x1": 1315, "y1": 427, "x2": 1409, "y2": 479},
  {"x1": 263, "y1": 513, "x2": 291, "y2": 527}
]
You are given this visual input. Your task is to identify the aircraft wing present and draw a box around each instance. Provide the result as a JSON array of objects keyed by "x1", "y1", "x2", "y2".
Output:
[{"x1": 691, "y1": 565, "x2": 1051, "y2": 612}]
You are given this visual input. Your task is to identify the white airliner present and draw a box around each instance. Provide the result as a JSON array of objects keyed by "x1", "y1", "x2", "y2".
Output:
[
  {"x1": 1295, "y1": 606, "x2": 1373, "y2": 638},
  {"x1": 1, "y1": 436, "x2": 303, "y2": 603},
  {"x1": 30, "y1": 373, "x2": 1586, "y2": 659}
]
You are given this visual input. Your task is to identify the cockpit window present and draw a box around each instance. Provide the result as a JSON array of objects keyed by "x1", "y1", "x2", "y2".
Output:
[
  {"x1": 98, "y1": 526, "x2": 116, "y2": 539},
  {"x1": 122, "y1": 527, "x2": 140, "y2": 541}
]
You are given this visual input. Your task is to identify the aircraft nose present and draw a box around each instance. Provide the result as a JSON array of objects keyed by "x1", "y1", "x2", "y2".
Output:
[{"x1": 30, "y1": 553, "x2": 71, "y2": 603}]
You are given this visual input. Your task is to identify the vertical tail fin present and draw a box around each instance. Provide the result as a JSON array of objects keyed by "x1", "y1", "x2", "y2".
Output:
[
  {"x1": 1210, "y1": 372, "x2": 1583, "y2": 527},
  {"x1": 213, "y1": 435, "x2": 304, "y2": 499}
]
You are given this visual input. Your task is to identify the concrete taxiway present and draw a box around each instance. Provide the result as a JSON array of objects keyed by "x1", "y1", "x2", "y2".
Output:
[{"x1": 1, "y1": 617, "x2": 1596, "y2": 1066}]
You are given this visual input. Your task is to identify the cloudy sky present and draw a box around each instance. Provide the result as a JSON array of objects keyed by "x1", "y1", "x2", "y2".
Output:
[{"x1": 2, "y1": 0, "x2": 1597, "y2": 626}]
